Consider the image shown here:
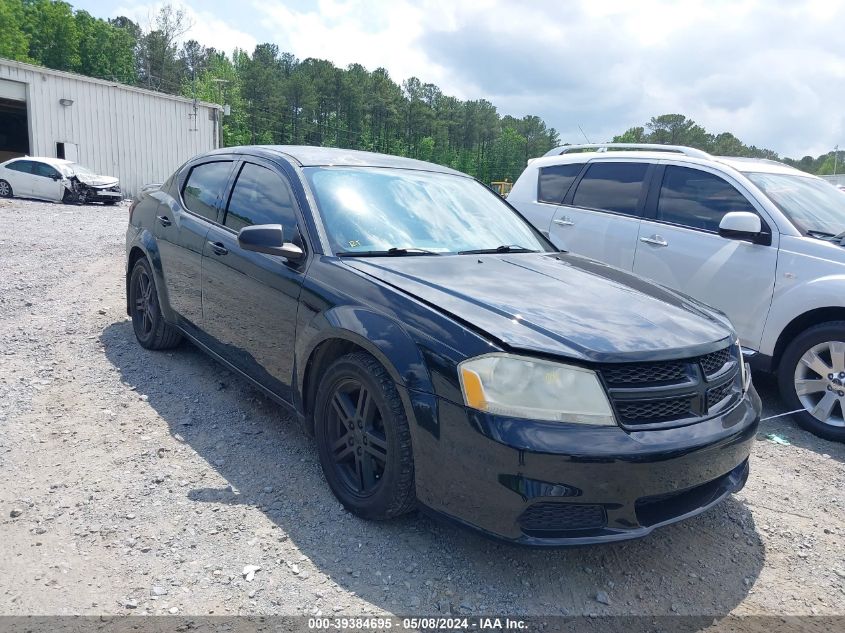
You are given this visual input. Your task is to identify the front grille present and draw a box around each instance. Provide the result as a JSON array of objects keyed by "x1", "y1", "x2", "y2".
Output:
[
  {"x1": 602, "y1": 361, "x2": 686, "y2": 386},
  {"x1": 519, "y1": 502, "x2": 607, "y2": 536},
  {"x1": 598, "y1": 344, "x2": 740, "y2": 429},
  {"x1": 706, "y1": 380, "x2": 734, "y2": 408},
  {"x1": 616, "y1": 397, "x2": 692, "y2": 422},
  {"x1": 700, "y1": 347, "x2": 732, "y2": 376}
]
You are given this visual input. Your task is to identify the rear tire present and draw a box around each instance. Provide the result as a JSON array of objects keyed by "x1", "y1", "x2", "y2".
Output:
[
  {"x1": 777, "y1": 321, "x2": 845, "y2": 442},
  {"x1": 128, "y1": 257, "x2": 182, "y2": 350},
  {"x1": 0, "y1": 180, "x2": 12, "y2": 198},
  {"x1": 314, "y1": 351, "x2": 416, "y2": 519}
]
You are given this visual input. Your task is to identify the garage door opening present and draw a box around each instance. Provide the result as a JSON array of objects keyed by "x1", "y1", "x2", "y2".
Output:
[{"x1": 0, "y1": 97, "x2": 29, "y2": 163}]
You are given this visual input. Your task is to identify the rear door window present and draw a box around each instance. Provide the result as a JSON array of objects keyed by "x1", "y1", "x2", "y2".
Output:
[
  {"x1": 538, "y1": 163, "x2": 583, "y2": 204},
  {"x1": 182, "y1": 161, "x2": 233, "y2": 222},
  {"x1": 657, "y1": 166, "x2": 757, "y2": 232},
  {"x1": 224, "y1": 163, "x2": 300, "y2": 241},
  {"x1": 6, "y1": 160, "x2": 34, "y2": 174},
  {"x1": 571, "y1": 162, "x2": 649, "y2": 216}
]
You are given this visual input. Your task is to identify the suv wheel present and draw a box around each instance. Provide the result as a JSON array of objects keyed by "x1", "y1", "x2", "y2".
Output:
[
  {"x1": 778, "y1": 321, "x2": 845, "y2": 442},
  {"x1": 314, "y1": 351, "x2": 416, "y2": 519},
  {"x1": 129, "y1": 258, "x2": 182, "y2": 350}
]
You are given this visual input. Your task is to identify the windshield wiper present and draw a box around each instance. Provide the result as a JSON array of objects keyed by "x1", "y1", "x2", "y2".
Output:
[
  {"x1": 336, "y1": 247, "x2": 441, "y2": 257},
  {"x1": 806, "y1": 229, "x2": 845, "y2": 244},
  {"x1": 457, "y1": 244, "x2": 539, "y2": 255}
]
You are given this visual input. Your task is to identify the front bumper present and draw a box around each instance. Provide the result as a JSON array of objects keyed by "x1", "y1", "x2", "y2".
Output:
[{"x1": 410, "y1": 383, "x2": 761, "y2": 545}]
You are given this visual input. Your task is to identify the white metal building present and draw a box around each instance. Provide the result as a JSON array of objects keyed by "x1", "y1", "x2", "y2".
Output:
[{"x1": 0, "y1": 58, "x2": 222, "y2": 197}]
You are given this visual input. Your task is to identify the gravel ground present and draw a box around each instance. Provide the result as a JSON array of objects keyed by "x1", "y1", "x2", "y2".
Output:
[{"x1": 0, "y1": 197, "x2": 844, "y2": 618}]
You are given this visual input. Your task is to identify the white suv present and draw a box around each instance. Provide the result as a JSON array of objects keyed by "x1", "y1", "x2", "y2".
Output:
[{"x1": 508, "y1": 143, "x2": 845, "y2": 442}]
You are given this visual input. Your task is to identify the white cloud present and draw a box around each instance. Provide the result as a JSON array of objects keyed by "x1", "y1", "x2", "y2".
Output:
[
  {"x1": 112, "y1": 2, "x2": 257, "y2": 57},
  {"x1": 113, "y1": 0, "x2": 845, "y2": 156}
]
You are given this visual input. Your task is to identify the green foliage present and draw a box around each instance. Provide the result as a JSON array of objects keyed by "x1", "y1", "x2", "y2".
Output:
[{"x1": 0, "y1": 0, "x2": 31, "y2": 61}]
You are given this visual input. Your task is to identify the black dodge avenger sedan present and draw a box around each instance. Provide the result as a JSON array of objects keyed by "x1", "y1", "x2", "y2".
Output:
[{"x1": 126, "y1": 145, "x2": 761, "y2": 545}]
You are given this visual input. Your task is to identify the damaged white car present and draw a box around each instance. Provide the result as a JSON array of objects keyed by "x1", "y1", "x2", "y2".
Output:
[{"x1": 0, "y1": 157, "x2": 121, "y2": 204}]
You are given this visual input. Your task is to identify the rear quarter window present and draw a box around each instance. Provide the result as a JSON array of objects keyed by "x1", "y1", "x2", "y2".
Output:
[{"x1": 538, "y1": 163, "x2": 583, "y2": 204}]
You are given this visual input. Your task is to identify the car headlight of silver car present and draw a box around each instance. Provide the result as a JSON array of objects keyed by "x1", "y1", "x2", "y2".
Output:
[{"x1": 458, "y1": 353, "x2": 617, "y2": 425}]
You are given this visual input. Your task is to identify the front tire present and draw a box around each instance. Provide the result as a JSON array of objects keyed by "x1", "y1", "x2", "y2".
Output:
[
  {"x1": 0, "y1": 180, "x2": 12, "y2": 198},
  {"x1": 314, "y1": 351, "x2": 416, "y2": 519},
  {"x1": 128, "y1": 258, "x2": 182, "y2": 350},
  {"x1": 777, "y1": 321, "x2": 845, "y2": 442}
]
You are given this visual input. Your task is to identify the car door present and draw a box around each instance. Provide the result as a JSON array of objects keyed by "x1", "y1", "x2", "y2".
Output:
[
  {"x1": 632, "y1": 162, "x2": 778, "y2": 350},
  {"x1": 201, "y1": 160, "x2": 307, "y2": 404},
  {"x1": 547, "y1": 160, "x2": 652, "y2": 270},
  {"x1": 4, "y1": 159, "x2": 36, "y2": 196},
  {"x1": 31, "y1": 161, "x2": 65, "y2": 201},
  {"x1": 156, "y1": 159, "x2": 236, "y2": 330}
]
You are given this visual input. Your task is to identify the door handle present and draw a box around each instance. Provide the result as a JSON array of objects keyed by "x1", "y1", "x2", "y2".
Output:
[
  {"x1": 208, "y1": 241, "x2": 228, "y2": 256},
  {"x1": 553, "y1": 217, "x2": 574, "y2": 226},
  {"x1": 640, "y1": 235, "x2": 668, "y2": 247},
  {"x1": 157, "y1": 215, "x2": 172, "y2": 227}
]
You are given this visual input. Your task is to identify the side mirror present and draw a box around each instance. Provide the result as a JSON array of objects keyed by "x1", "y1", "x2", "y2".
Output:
[
  {"x1": 718, "y1": 212, "x2": 765, "y2": 243},
  {"x1": 237, "y1": 224, "x2": 304, "y2": 260}
]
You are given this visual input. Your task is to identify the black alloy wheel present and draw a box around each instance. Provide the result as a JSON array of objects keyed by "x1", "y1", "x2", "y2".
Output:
[
  {"x1": 128, "y1": 258, "x2": 182, "y2": 350},
  {"x1": 315, "y1": 352, "x2": 416, "y2": 519}
]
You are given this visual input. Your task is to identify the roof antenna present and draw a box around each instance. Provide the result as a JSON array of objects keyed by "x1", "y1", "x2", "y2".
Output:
[{"x1": 577, "y1": 124, "x2": 591, "y2": 144}]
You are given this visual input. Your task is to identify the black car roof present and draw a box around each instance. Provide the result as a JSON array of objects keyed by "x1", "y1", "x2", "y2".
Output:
[{"x1": 203, "y1": 145, "x2": 467, "y2": 176}]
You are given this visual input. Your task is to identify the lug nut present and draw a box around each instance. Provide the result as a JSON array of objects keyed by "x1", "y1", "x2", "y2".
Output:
[
  {"x1": 840, "y1": 372, "x2": 845, "y2": 379},
  {"x1": 839, "y1": 391, "x2": 844, "y2": 397},
  {"x1": 829, "y1": 373, "x2": 835, "y2": 380}
]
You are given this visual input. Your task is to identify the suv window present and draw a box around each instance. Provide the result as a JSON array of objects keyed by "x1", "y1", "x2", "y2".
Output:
[
  {"x1": 182, "y1": 161, "x2": 233, "y2": 221},
  {"x1": 538, "y1": 163, "x2": 583, "y2": 204},
  {"x1": 224, "y1": 163, "x2": 299, "y2": 240},
  {"x1": 6, "y1": 160, "x2": 33, "y2": 174},
  {"x1": 658, "y1": 166, "x2": 757, "y2": 232},
  {"x1": 571, "y1": 162, "x2": 649, "y2": 216}
]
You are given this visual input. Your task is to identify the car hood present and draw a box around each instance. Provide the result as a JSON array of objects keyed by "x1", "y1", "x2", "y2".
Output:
[
  {"x1": 73, "y1": 173, "x2": 119, "y2": 188},
  {"x1": 343, "y1": 253, "x2": 733, "y2": 363}
]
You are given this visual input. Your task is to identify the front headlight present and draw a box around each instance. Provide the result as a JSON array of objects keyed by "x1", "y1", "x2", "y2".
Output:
[{"x1": 458, "y1": 353, "x2": 616, "y2": 425}]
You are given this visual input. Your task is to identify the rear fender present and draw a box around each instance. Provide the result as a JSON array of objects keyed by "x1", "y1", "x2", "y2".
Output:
[{"x1": 126, "y1": 229, "x2": 177, "y2": 323}]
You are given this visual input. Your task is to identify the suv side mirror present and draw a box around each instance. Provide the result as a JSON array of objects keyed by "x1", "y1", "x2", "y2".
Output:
[
  {"x1": 238, "y1": 224, "x2": 304, "y2": 260},
  {"x1": 719, "y1": 212, "x2": 765, "y2": 243}
]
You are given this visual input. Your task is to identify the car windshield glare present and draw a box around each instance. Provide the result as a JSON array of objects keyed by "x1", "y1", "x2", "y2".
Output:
[
  {"x1": 747, "y1": 172, "x2": 845, "y2": 235},
  {"x1": 304, "y1": 167, "x2": 549, "y2": 255}
]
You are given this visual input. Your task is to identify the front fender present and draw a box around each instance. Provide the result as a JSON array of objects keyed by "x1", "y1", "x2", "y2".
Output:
[
  {"x1": 296, "y1": 305, "x2": 434, "y2": 394},
  {"x1": 127, "y1": 228, "x2": 178, "y2": 324},
  {"x1": 760, "y1": 273, "x2": 845, "y2": 355}
]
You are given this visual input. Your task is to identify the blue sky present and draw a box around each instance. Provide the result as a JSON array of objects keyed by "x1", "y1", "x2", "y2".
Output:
[{"x1": 69, "y1": 0, "x2": 845, "y2": 158}]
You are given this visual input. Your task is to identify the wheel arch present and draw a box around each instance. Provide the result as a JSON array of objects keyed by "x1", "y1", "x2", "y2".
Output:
[
  {"x1": 771, "y1": 307, "x2": 845, "y2": 372},
  {"x1": 296, "y1": 308, "x2": 433, "y2": 435},
  {"x1": 125, "y1": 231, "x2": 176, "y2": 322}
]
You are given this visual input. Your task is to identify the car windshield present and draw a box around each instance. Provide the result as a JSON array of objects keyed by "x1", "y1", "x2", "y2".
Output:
[
  {"x1": 67, "y1": 162, "x2": 96, "y2": 176},
  {"x1": 746, "y1": 172, "x2": 845, "y2": 236},
  {"x1": 304, "y1": 167, "x2": 550, "y2": 255}
]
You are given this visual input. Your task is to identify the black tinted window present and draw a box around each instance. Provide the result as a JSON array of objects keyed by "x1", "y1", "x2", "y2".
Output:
[
  {"x1": 538, "y1": 163, "x2": 583, "y2": 203},
  {"x1": 182, "y1": 161, "x2": 233, "y2": 221},
  {"x1": 572, "y1": 162, "x2": 649, "y2": 216},
  {"x1": 33, "y1": 162, "x2": 59, "y2": 178},
  {"x1": 658, "y1": 166, "x2": 757, "y2": 231},
  {"x1": 224, "y1": 163, "x2": 299, "y2": 240},
  {"x1": 6, "y1": 160, "x2": 33, "y2": 173}
]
